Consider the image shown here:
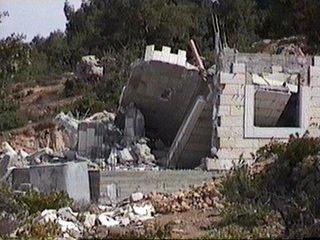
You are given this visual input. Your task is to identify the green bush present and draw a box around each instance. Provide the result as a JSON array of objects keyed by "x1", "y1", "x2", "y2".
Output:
[{"x1": 18, "y1": 190, "x2": 73, "y2": 215}]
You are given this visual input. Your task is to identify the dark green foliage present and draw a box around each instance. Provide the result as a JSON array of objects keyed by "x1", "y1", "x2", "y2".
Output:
[
  {"x1": 18, "y1": 190, "x2": 73, "y2": 215},
  {"x1": 0, "y1": 97, "x2": 26, "y2": 132},
  {"x1": 222, "y1": 135, "x2": 320, "y2": 237},
  {"x1": 62, "y1": 94, "x2": 106, "y2": 118},
  {"x1": 0, "y1": 183, "x2": 73, "y2": 216}
]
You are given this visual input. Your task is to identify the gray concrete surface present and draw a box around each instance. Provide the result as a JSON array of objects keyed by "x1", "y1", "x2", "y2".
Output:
[
  {"x1": 99, "y1": 170, "x2": 218, "y2": 203},
  {"x1": 29, "y1": 161, "x2": 90, "y2": 204}
]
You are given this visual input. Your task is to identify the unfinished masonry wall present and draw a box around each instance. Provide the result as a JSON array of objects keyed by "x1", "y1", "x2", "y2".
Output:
[{"x1": 209, "y1": 54, "x2": 320, "y2": 170}]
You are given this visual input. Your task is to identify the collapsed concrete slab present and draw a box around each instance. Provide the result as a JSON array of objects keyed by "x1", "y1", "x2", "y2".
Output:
[{"x1": 120, "y1": 45, "x2": 208, "y2": 145}]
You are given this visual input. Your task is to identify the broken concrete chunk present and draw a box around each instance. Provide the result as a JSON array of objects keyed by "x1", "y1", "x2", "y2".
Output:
[
  {"x1": 132, "y1": 204, "x2": 155, "y2": 217},
  {"x1": 57, "y1": 218, "x2": 81, "y2": 233},
  {"x1": 40, "y1": 209, "x2": 58, "y2": 223},
  {"x1": 130, "y1": 192, "x2": 144, "y2": 202},
  {"x1": 133, "y1": 142, "x2": 155, "y2": 163},
  {"x1": 118, "y1": 148, "x2": 134, "y2": 162},
  {"x1": 76, "y1": 55, "x2": 103, "y2": 82},
  {"x1": 58, "y1": 207, "x2": 78, "y2": 222},
  {"x1": 83, "y1": 212, "x2": 97, "y2": 229},
  {"x1": 98, "y1": 213, "x2": 120, "y2": 227}
]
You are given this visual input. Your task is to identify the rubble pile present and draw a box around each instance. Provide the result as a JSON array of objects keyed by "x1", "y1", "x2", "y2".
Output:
[
  {"x1": 0, "y1": 106, "x2": 160, "y2": 182},
  {"x1": 148, "y1": 180, "x2": 224, "y2": 214},
  {"x1": 15, "y1": 194, "x2": 156, "y2": 239}
]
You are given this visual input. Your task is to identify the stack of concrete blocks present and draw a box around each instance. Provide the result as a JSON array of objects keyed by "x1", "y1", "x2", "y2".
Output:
[
  {"x1": 308, "y1": 56, "x2": 320, "y2": 136},
  {"x1": 209, "y1": 62, "x2": 287, "y2": 170},
  {"x1": 78, "y1": 121, "x2": 105, "y2": 159},
  {"x1": 144, "y1": 45, "x2": 197, "y2": 70}
]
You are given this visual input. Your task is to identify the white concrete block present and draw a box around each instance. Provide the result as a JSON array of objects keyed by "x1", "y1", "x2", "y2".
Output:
[
  {"x1": 218, "y1": 106, "x2": 230, "y2": 116},
  {"x1": 310, "y1": 97, "x2": 320, "y2": 107},
  {"x1": 161, "y1": 46, "x2": 171, "y2": 62},
  {"x1": 217, "y1": 148, "x2": 255, "y2": 160},
  {"x1": 313, "y1": 56, "x2": 320, "y2": 66},
  {"x1": 230, "y1": 106, "x2": 244, "y2": 116},
  {"x1": 232, "y1": 63, "x2": 246, "y2": 74},
  {"x1": 206, "y1": 158, "x2": 239, "y2": 171},
  {"x1": 309, "y1": 107, "x2": 320, "y2": 118},
  {"x1": 220, "y1": 73, "x2": 246, "y2": 84},
  {"x1": 220, "y1": 116, "x2": 243, "y2": 127},
  {"x1": 311, "y1": 86, "x2": 320, "y2": 97},
  {"x1": 177, "y1": 50, "x2": 187, "y2": 66},
  {"x1": 221, "y1": 84, "x2": 245, "y2": 95},
  {"x1": 153, "y1": 50, "x2": 162, "y2": 62},
  {"x1": 219, "y1": 137, "x2": 270, "y2": 149},
  {"x1": 272, "y1": 65, "x2": 283, "y2": 73},
  {"x1": 220, "y1": 94, "x2": 245, "y2": 106},
  {"x1": 144, "y1": 45, "x2": 155, "y2": 61},
  {"x1": 217, "y1": 127, "x2": 243, "y2": 137},
  {"x1": 309, "y1": 66, "x2": 320, "y2": 86},
  {"x1": 168, "y1": 54, "x2": 178, "y2": 65}
]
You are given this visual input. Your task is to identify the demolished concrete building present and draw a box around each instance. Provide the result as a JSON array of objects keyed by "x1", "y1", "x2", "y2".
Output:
[
  {"x1": 5, "y1": 43, "x2": 320, "y2": 204},
  {"x1": 120, "y1": 44, "x2": 320, "y2": 171}
]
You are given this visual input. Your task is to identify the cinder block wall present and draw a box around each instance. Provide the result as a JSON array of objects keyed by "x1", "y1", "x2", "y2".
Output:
[
  {"x1": 308, "y1": 57, "x2": 320, "y2": 136},
  {"x1": 210, "y1": 54, "x2": 320, "y2": 170},
  {"x1": 99, "y1": 170, "x2": 218, "y2": 203}
]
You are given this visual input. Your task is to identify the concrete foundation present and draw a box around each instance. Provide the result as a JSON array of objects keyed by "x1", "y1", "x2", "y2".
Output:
[{"x1": 99, "y1": 170, "x2": 218, "y2": 203}]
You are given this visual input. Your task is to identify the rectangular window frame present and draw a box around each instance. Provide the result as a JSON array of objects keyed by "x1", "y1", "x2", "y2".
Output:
[{"x1": 244, "y1": 85, "x2": 309, "y2": 139}]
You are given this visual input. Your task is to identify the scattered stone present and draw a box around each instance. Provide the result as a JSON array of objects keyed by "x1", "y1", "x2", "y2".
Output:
[
  {"x1": 40, "y1": 209, "x2": 58, "y2": 223},
  {"x1": 98, "y1": 213, "x2": 120, "y2": 227},
  {"x1": 57, "y1": 218, "x2": 80, "y2": 233},
  {"x1": 130, "y1": 192, "x2": 144, "y2": 202},
  {"x1": 83, "y1": 213, "x2": 96, "y2": 229},
  {"x1": 58, "y1": 207, "x2": 78, "y2": 222}
]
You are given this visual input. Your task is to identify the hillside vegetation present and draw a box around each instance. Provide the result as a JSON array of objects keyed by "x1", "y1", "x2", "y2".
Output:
[{"x1": 1, "y1": 0, "x2": 320, "y2": 131}]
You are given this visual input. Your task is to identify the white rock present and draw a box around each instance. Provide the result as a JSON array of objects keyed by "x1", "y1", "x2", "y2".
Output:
[
  {"x1": 2, "y1": 142, "x2": 17, "y2": 157},
  {"x1": 98, "y1": 213, "x2": 120, "y2": 227},
  {"x1": 119, "y1": 217, "x2": 130, "y2": 226},
  {"x1": 40, "y1": 209, "x2": 58, "y2": 223},
  {"x1": 132, "y1": 204, "x2": 155, "y2": 217},
  {"x1": 18, "y1": 149, "x2": 29, "y2": 159},
  {"x1": 58, "y1": 207, "x2": 78, "y2": 222},
  {"x1": 130, "y1": 192, "x2": 144, "y2": 202},
  {"x1": 57, "y1": 218, "x2": 80, "y2": 233},
  {"x1": 83, "y1": 213, "x2": 96, "y2": 229},
  {"x1": 118, "y1": 148, "x2": 134, "y2": 162}
]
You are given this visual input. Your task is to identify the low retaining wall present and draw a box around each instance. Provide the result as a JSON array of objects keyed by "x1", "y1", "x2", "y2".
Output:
[
  {"x1": 99, "y1": 170, "x2": 217, "y2": 203},
  {"x1": 11, "y1": 168, "x2": 218, "y2": 204}
]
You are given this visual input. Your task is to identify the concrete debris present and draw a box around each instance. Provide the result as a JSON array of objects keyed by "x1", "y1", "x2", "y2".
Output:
[
  {"x1": 40, "y1": 209, "x2": 58, "y2": 223},
  {"x1": 130, "y1": 192, "x2": 144, "y2": 202},
  {"x1": 76, "y1": 55, "x2": 104, "y2": 82},
  {"x1": 83, "y1": 212, "x2": 97, "y2": 229},
  {"x1": 55, "y1": 112, "x2": 79, "y2": 149},
  {"x1": 132, "y1": 204, "x2": 155, "y2": 217},
  {"x1": 30, "y1": 199, "x2": 157, "y2": 237},
  {"x1": 98, "y1": 214, "x2": 120, "y2": 227}
]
